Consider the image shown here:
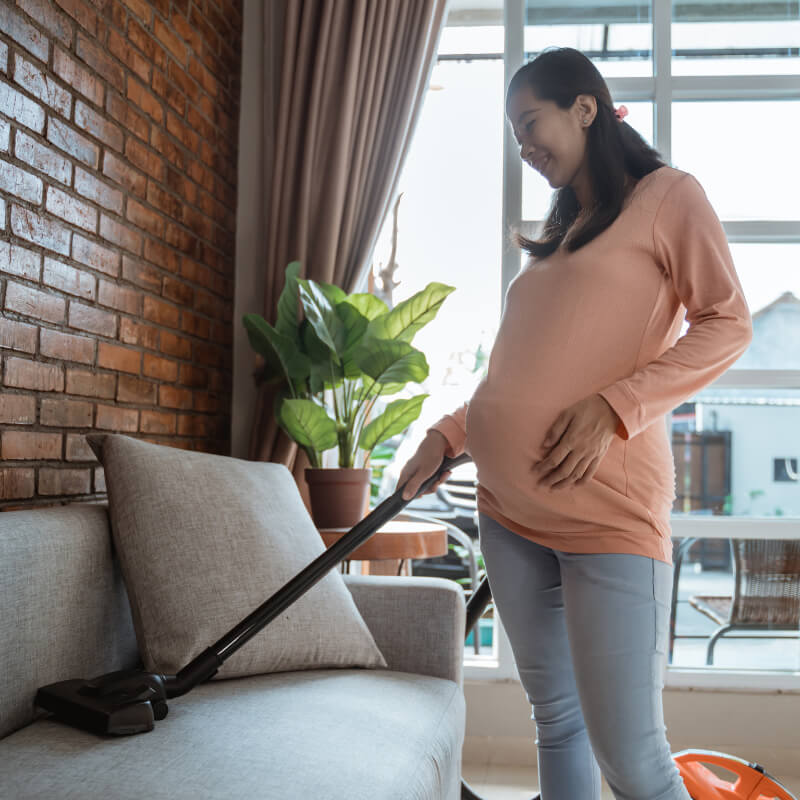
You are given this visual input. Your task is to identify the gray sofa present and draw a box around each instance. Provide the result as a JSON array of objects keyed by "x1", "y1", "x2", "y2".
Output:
[{"x1": 0, "y1": 502, "x2": 467, "y2": 799}]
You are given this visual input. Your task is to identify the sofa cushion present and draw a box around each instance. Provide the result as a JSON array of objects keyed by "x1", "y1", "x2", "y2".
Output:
[
  {"x1": 85, "y1": 433, "x2": 388, "y2": 679},
  {"x1": 0, "y1": 504, "x2": 140, "y2": 740},
  {"x1": 0, "y1": 669, "x2": 465, "y2": 800}
]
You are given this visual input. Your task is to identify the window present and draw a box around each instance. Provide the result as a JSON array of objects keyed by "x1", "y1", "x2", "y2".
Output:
[{"x1": 372, "y1": 0, "x2": 800, "y2": 690}]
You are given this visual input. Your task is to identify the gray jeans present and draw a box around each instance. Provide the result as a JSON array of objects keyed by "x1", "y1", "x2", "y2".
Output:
[{"x1": 477, "y1": 511, "x2": 693, "y2": 800}]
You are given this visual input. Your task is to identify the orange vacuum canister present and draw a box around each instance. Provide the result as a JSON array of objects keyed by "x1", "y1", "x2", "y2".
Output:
[{"x1": 673, "y1": 749, "x2": 797, "y2": 800}]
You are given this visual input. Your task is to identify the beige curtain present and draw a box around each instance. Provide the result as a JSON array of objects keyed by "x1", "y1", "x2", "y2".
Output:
[{"x1": 247, "y1": 0, "x2": 449, "y2": 511}]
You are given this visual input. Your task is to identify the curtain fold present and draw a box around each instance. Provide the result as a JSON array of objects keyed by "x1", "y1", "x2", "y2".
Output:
[{"x1": 248, "y1": 0, "x2": 449, "y2": 511}]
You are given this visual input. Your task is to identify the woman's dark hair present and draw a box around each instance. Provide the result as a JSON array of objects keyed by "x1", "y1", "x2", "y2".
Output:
[{"x1": 506, "y1": 47, "x2": 668, "y2": 258}]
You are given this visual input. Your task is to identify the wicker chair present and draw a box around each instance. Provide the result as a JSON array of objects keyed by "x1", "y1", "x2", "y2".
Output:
[{"x1": 686, "y1": 539, "x2": 800, "y2": 665}]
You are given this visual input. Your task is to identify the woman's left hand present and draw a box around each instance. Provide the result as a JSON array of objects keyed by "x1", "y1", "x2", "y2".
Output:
[{"x1": 532, "y1": 394, "x2": 621, "y2": 490}]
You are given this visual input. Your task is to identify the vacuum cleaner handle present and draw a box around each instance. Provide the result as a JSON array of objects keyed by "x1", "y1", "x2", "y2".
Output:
[{"x1": 161, "y1": 451, "x2": 474, "y2": 698}]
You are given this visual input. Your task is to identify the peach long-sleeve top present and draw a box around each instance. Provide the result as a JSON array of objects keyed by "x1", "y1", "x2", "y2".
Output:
[{"x1": 427, "y1": 166, "x2": 753, "y2": 566}]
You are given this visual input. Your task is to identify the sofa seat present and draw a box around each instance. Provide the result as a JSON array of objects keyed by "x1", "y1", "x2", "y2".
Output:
[{"x1": 0, "y1": 667, "x2": 465, "y2": 800}]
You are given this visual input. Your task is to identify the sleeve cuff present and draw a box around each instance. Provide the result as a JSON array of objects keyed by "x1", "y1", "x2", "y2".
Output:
[
  {"x1": 596, "y1": 383, "x2": 640, "y2": 441},
  {"x1": 426, "y1": 418, "x2": 465, "y2": 458}
]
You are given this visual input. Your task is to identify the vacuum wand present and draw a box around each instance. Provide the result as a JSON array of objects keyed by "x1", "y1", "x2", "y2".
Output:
[{"x1": 34, "y1": 452, "x2": 475, "y2": 736}]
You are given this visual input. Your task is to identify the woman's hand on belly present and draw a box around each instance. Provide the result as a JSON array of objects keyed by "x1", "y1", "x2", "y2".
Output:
[{"x1": 531, "y1": 393, "x2": 621, "y2": 491}]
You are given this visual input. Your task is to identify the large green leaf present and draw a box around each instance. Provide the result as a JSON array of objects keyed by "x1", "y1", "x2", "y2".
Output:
[
  {"x1": 353, "y1": 339, "x2": 429, "y2": 385},
  {"x1": 297, "y1": 279, "x2": 344, "y2": 366},
  {"x1": 359, "y1": 394, "x2": 429, "y2": 451},
  {"x1": 365, "y1": 282, "x2": 456, "y2": 344},
  {"x1": 242, "y1": 313, "x2": 311, "y2": 384},
  {"x1": 275, "y1": 261, "x2": 303, "y2": 342},
  {"x1": 278, "y1": 398, "x2": 338, "y2": 452},
  {"x1": 242, "y1": 314, "x2": 311, "y2": 382}
]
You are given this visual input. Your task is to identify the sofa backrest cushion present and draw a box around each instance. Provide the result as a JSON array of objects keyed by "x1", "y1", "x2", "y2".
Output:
[
  {"x1": 85, "y1": 433, "x2": 388, "y2": 679},
  {"x1": 0, "y1": 503, "x2": 139, "y2": 740}
]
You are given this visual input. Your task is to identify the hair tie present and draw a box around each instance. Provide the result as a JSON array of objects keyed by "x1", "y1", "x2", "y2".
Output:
[{"x1": 614, "y1": 104, "x2": 628, "y2": 122}]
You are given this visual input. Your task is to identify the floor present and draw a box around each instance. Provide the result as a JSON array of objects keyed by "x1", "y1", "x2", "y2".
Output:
[{"x1": 461, "y1": 762, "x2": 800, "y2": 799}]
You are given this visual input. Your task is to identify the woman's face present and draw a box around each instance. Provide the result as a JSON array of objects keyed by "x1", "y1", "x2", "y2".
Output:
[{"x1": 506, "y1": 85, "x2": 597, "y2": 193}]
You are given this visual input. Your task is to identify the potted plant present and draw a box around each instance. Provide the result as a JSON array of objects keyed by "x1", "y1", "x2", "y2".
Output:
[{"x1": 243, "y1": 260, "x2": 455, "y2": 528}]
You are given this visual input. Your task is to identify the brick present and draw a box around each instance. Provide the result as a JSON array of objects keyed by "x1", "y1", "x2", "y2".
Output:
[
  {"x1": 15, "y1": 130, "x2": 72, "y2": 185},
  {"x1": 0, "y1": 468, "x2": 35, "y2": 499},
  {"x1": 117, "y1": 374, "x2": 157, "y2": 404},
  {"x1": 192, "y1": 390, "x2": 219, "y2": 413},
  {"x1": 143, "y1": 295, "x2": 180, "y2": 328},
  {"x1": 119, "y1": 317, "x2": 159, "y2": 349},
  {"x1": 127, "y1": 18, "x2": 167, "y2": 72},
  {"x1": 75, "y1": 33, "x2": 124, "y2": 93},
  {"x1": 126, "y1": 197, "x2": 164, "y2": 236},
  {"x1": 180, "y1": 310, "x2": 210, "y2": 339},
  {"x1": 107, "y1": 27, "x2": 150, "y2": 84},
  {"x1": 194, "y1": 341, "x2": 222, "y2": 368},
  {"x1": 143, "y1": 238, "x2": 180, "y2": 274},
  {"x1": 97, "y1": 341, "x2": 140, "y2": 373},
  {"x1": 5, "y1": 282, "x2": 66, "y2": 324},
  {"x1": 95, "y1": 403, "x2": 138, "y2": 431},
  {"x1": 74, "y1": 166, "x2": 123, "y2": 214},
  {"x1": 74, "y1": 99, "x2": 124, "y2": 150},
  {"x1": 13, "y1": 53, "x2": 72, "y2": 117},
  {"x1": 102, "y1": 151, "x2": 146, "y2": 196},
  {"x1": 0, "y1": 40, "x2": 6, "y2": 74},
  {"x1": 10, "y1": 203, "x2": 71, "y2": 255},
  {"x1": 124, "y1": 137, "x2": 165, "y2": 181},
  {"x1": 43, "y1": 256, "x2": 96, "y2": 300},
  {"x1": 66, "y1": 368, "x2": 116, "y2": 398},
  {"x1": 177, "y1": 413, "x2": 210, "y2": 437},
  {"x1": 121, "y1": 255, "x2": 162, "y2": 292},
  {"x1": 179, "y1": 363, "x2": 207, "y2": 388},
  {"x1": 47, "y1": 116, "x2": 100, "y2": 168},
  {"x1": 46, "y1": 186, "x2": 98, "y2": 232},
  {"x1": 166, "y1": 109, "x2": 199, "y2": 151},
  {"x1": 39, "y1": 467, "x2": 91, "y2": 495},
  {"x1": 72, "y1": 233, "x2": 120, "y2": 276},
  {"x1": 66, "y1": 433, "x2": 96, "y2": 460},
  {"x1": 0, "y1": 118, "x2": 8, "y2": 150},
  {"x1": 40, "y1": 327, "x2": 95, "y2": 364},
  {"x1": 68, "y1": 301, "x2": 117, "y2": 337},
  {"x1": 142, "y1": 352, "x2": 177, "y2": 381},
  {"x1": 169, "y1": 11, "x2": 202, "y2": 54},
  {"x1": 0, "y1": 393, "x2": 37, "y2": 423},
  {"x1": 120, "y1": 0, "x2": 152, "y2": 26},
  {"x1": 159, "y1": 21, "x2": 189, "y2": 65},
  {"x1": 161, "y1": 275, "x2": 194, "y2": 306},
  {"x1": 99, "y1": 214, "x2": 142, "y2": 254},
  {"x1": 0, "y1": 4, "x2": 49, "y2": 61},
  {"x1": 98, "y1": 279, "x2": 141, "y2": 315},
  {"x1": 105, "y1": 89, "x2": 149, "y2": 141},
  {"x1": 3, "y1": 356, "x2": 63, "y2": 391},
  {"x1": 54, "y1": 0, "x2": 97, "y2": 35},
  {"x1": 53, "y1": 46, "x2": 104, "y2": 107},
  {"x1": 159, "y1": 384, "x2": 192, "y2": 409},
  {"x1": 0, "y1": 158, "x2": 43, "y2": 203},
  {"x1": 127, "y1": 76, "x2": 163, "y2": 124},
  {"x1": 146, "y1": 180, "x2": 181, "y2": 217},
  {"x1": 161, "y1": 77, "x2": 185, "y2": 117},
  {"x1": 158, "y1": 330, "x2": 191, "y2": 359},
  {"x1": 0, "y1": 317, "x2": 38, "y2": 354},
  {"x1": 1, "y1": 430, "x2": 62, "y2": 459},
  {"x1": 0, "y1": 240, "x2": 42, "y2": 280},
  {"x1": 140, "y1": 408, "x2": 176, "y2": 434},
  {"x1": 40, "y1": 397, "x2": 93, "y2": 427},
  {"x1": 17, "y1": 0, "x2": 73, "y2": 47},
  {"x1": 150, "y1": 126, "x2": 185, "y2": 170}
]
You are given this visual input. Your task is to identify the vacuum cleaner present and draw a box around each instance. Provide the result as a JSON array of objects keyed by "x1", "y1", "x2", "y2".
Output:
[{"x1": 35, "y1": 452, "x2": 797, "y2": 800}]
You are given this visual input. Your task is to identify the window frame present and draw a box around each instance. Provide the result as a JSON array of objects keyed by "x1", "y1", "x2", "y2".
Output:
[{"x1": 462, "y1": 0, "x2": 800, "y2": 689}]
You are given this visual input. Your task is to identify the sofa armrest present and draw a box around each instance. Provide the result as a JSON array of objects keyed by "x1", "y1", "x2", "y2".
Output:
[{"x1": 342, "y1": 574, "x2": 465, "y2": 688}]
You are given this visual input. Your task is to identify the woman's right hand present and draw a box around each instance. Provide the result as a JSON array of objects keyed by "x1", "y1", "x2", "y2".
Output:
[{"x1": 397, "y1": 431, "x2": 453, "y2": 501}]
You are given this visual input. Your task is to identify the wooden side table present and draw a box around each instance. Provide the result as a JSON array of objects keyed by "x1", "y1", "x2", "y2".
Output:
[{"x1": 317, "y1": 518, "x2": 449, "y2": 576}]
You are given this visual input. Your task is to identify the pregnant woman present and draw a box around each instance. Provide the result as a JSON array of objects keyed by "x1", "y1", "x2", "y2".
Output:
[{"x1": 397, "y1": 46, "x2": 753, "y2": 800}]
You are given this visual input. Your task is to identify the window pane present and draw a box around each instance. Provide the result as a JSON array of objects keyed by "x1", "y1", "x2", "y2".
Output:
[
  {"x1": 525, "y1": 2, "x2": 652, "y2": 76},
  {"x1": 672, "y1": 2, "x2": 800, "y2": 76},
  {"x1": 672, "y1": 101, "x2": 800, "y2": 220},
  {"x1": 732, "y1": 243, "x2": 800, "y2": 364},
  {"x1": 522, "y1": 102, "x2": 653, "y2": 220}
]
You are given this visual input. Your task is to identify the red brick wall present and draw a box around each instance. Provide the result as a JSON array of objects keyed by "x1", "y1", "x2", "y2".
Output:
[{"x1": 1, "y1": 0, "x2": 243, "y2": 508}]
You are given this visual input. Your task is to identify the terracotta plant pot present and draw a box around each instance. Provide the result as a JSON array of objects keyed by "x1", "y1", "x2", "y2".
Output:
[{"x1": 304, "y1": 467, "x2": 372, "y2": 529}]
